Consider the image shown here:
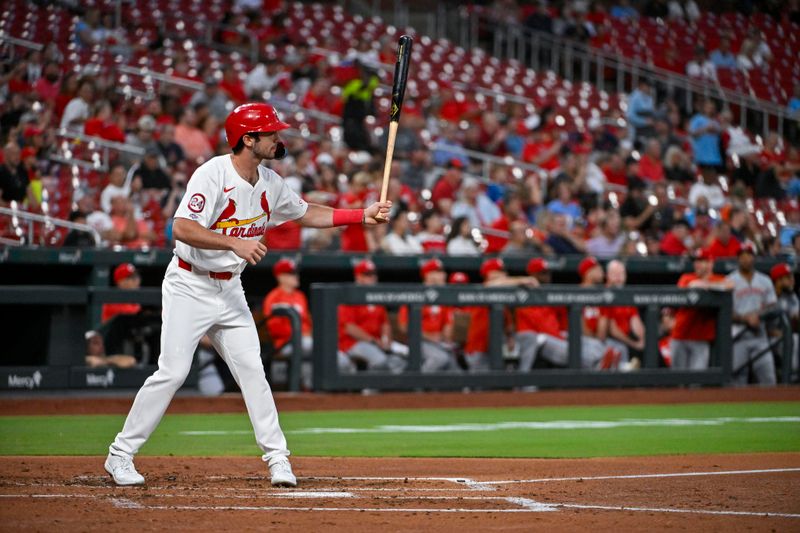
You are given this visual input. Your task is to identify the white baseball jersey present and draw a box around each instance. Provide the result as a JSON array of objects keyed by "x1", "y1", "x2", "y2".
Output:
[{"x1": 174, "y1": 155, "x2": 308, "y2": 273}]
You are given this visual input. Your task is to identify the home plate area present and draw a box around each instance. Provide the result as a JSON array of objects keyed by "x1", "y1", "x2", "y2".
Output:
[{"x1": 1, "y1": 456, "x2": 799, "y2": 530}]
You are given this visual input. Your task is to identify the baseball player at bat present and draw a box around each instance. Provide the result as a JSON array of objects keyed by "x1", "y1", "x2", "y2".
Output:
[{"x1": 105, "y1": 103, "x2": 391, "y2": 487}]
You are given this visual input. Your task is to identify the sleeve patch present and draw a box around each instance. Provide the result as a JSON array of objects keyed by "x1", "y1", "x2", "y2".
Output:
[{"x1": 188, "y1": 193, "x2": 206, "y2": 213}]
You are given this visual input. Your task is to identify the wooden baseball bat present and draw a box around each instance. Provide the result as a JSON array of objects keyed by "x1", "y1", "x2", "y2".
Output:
[{"x1": 376, "y1": 35, "x2": 412, "y2": 220}]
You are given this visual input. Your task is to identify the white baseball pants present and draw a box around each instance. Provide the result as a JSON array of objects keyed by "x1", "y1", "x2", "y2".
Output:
[{"x1": 109, "y1": 257, "x2": 290, "y2": 465}]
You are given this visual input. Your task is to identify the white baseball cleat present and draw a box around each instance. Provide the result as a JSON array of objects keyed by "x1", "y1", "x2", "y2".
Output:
[
  {"x1": 269, "y1": 457, "x2": 297, "y2": 487},
  {"x1": 105, "y1": 453, "x2": 145, "y2": 486}
]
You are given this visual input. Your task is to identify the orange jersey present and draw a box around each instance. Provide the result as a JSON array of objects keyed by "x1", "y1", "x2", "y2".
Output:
[
  {"x1": 672, "y1": 273, "x2": 725, "y2": 341},
  {"x1": 464, "y1": 306, "x2": 489, "y2": 354},
  {"x1": 101, "y1": 303, "x2": 141, "y2": 323},
  {"x1": 338, "y1": 304, "x2": 388, "y2": 352},
  {"x1": 262, "y1": 287, "x2": 312, "y2": 347},
  {"x1": 516, "y1": 306, "x2": 563, "y2": 338},
  {"x1": 397, "y1": 305, "x2": 453, "y2": 335}
]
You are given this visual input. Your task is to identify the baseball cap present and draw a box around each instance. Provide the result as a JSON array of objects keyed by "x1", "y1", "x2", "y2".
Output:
[
  {"x1": 354, "y1": 259, "x2": 377, "y2": 277},
  {"x1": 770, "y1": 263, "x2": 792, "y2": 282},
  {"x1": 23, "y1": 125, "x2": 43, "y2": 138},
  {"x1": 693, "y1": 248, "x2": 714, "y2": 261},
  {"x1": 113, "y1": 263, "x2": 138, "y2": 284},
  {"x1": 578, "y1": 256, "x2": 600, "y2": 278},
  {"x1": 137, "y1": 115, "x2": 157, "y2": 131},
  {"x1": 448, "y1": 158, "x2": 464, "y2": 169},
  {"x1": 526, "y1": 258, "x2": 548, "y2": 275},
  {"x1": 273, "y1": 258, "x2": 297, "y2": 277},
  {"x1": 20, "y1": 147, "x2": 37, "y2": 160},
  {"x1": 448, "y1": 271, "x2": 469, "y2": 284},
  {"x1": 480, "y1": 258, "x2": 505, "y2": 279},
  {"x1": 420, "y1": 258, "x2": 444, "y2": 278},
  {"x1": 738, "y1": 242, "x2": 756, "y2": 255}
]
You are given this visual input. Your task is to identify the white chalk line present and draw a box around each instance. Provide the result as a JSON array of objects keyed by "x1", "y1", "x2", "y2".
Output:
[
  {"x1": 481, "y1": 467, "x2": 800, "y2": 485},
  {"x1": 556, "y1": 503, "x2": 800, "y2": 519}
]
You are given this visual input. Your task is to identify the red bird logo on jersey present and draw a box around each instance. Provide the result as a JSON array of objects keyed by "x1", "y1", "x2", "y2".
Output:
[
  {"x1": 210, "y1": 198, "x2": 237, "y2": 230},
  {"x1": 260, "y1": 192, "x2": 271, "y2": 222}
]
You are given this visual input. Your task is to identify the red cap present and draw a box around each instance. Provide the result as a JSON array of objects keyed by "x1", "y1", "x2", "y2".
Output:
[
  {"x1": 420, "y1": 258, "x2": 444, "y2": 278},
  {"x1": 113, "y1": 263, "x2": 138, "y2": 284},
  {"x1": 738, "y1": 242, "x2": 756, "y2": 255},
  {"x1": 354, "y1": 259, "x2": 377, "y2": 277},
  {"x1": 224, "y1": 103, "x2": 290, "y2": 148},
  {"x1": 273, "y1": 258, "x2": 297, "y2": 277},
  {"x1": 448, "y1": 271, "x2": 469, "y2": 284},
  {"x1": 449, "y1": 158, "x2": 464, "y2": 169},
  {"x1": 20, "y1": 147, "x2": 36, "y2": 160},
  {"x1": 526, "y1": 258, "x2": 548, "y2": 275},
  {"x1": 770, "y1": 263, "x2": 792, "y2": 281},
  {"x1": 693, "y1": 248, "x2": 714, "y2": 261},
  {"x1": 480, "y1": 258, "x2": 505, "y2": 279},
  {"x1": 578, "y1": 256, "x2": 600, "y2": 278}
]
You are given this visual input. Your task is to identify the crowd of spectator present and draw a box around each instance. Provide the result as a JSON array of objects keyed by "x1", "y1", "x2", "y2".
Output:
[{"x1": 0, "y1": 1, "x2": 798, "y2": 264}]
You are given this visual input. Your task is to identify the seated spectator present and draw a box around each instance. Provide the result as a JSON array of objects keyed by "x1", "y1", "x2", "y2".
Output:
[
  {"x1": 59, "y1": 79, "x2": 94, "y2": 130},
  {"x1": 522, "y1": 128, "x2": 563, "y2": 173},
  {"x1": 707, "y1": 222, "x2": 742, "y2": 258},
  {"x1": 83, "y1": 101, "x2": 125, "y2": 143},
  {"x1": 174, "y1": 106, "x2": 214, "y2": 164},
  {"x1": 485, "y1": 196, "x2": 528, "y2": 253},
  {"x1": 0, "y1": 142, "x2": 32, "y2": 205},
  {"x1": 262, "y1": 258, "x2": 313, "y2": 387},
  {"x1": 686, "y1": 46, "x2": 717, "y2": 81},
  {"x1": 189, "y1": 77, "x2": 231, "y2": 122},
  {"x1": 416, "y1": 210, "x2": 447, "y2": 253},
  {"x1": 710, "y1": 36, "x2": 738, "y2": 70},
  {"x1": 546, "y1": 180, "x2": 582, "y2": 224},
  {"x1": 432, "y1": 122, "x2": 470, "y2": 168},
  {"x1": 450, "y1": 175, "x2": 501, "y2": 229},
  {"x1": 156, "y1": 123, "x2": 185, "y2": 169},
  {"x1": 431, "y1": 160, "x2": 464, "y2": 214},
  {"x1": 73, "y1": 8, "x2": 102, "y2": 48},
  {"x1": 34, "y1": 61, "x2": 61, "y2": 103},
  {"x1": 133, "y1": 147, "x2": 172, "y2": 195},
  {"x1": 338, "y1": 171, "x2": 377, "y2": 252},
  {"x1": 502, "y1": 220, "x2": 549, "y2": 257},
  {"x1": 338, "y1": 260, "x2": 407, "y2": 372},
  {"x1": 397, "y1": 259, "x2": 460, "y2": 373},
  {"x1": 739, "y1": 26, "x2": 773, "y2": 68},
  {"x1": 620, "y1": 177, "x2": 657, "y2": 232},
  {"x1": 100, "y1": 163, "x2": 130, "y2": 213},
  {"x1": 122, "y1": 115, "x2": 159, "y2": 167},
  {"x1": 637, "y1": 139, "x2": 665, "y2": 182},
  {"x1": 727, "y1": 244, "x2": 777, "y2": 385},
  {"x1": 688, "y1": 167, "x2": 726, "y2": 209},
  {"x1": 601, "y1": 151, "x2": 629, "y2": 188},
  {"x1": 736, "y1": 40, "x2": 758, "y2": 71},
  {"x1": 610, "y1": 0, "x2": 638, "y2": 19},
  {"x1": 586, "y1": 210, "x2": 625, "y2": 259},
  {"x1": 109, "y1": 196, "x2": 157, "y2": 248},
  {"x1": 446, "y1": 216, "x2": 481, "y2": 256},
  {"x1": 545, "y1": 213, "x2": 586, "y2": 255},
  {"x1": 218, "y1": 65, "x2": 247, "y2": 104},
  {"x1": 63, "y1": 210, "x2": 97, "y2": 247},
  {"x1": 663, "y1": 146, "x2": 696, "y2": 183},
  {"x1": 659, "y1": 219, "x2": 692, "y2": 256},
  {"x1": 381, "y1": 210, "x2": 423, "y2": 255}
]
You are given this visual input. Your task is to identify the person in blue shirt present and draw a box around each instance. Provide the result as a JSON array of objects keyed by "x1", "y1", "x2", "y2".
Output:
[
  {"x1": 710, "y1": 37, "x2": 738, "y2": 70},
  {"x1": 627, "y1": 79, "x2": 655, "y2": 140},
  {"x1": 610, "y1": 0, "x2": 639, "y2": 19},
  {"x1": 431, "y1": 122, "x2": 470, "y2": 168},
  {"x1": 788, "y1": 84, "x2": 800, "y2": 115},
  {"x1": 688, "y1": 99, "x2": 723, "y2": 168}
]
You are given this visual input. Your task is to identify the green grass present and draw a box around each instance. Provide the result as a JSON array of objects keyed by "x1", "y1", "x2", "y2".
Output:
[{"x1": 0, "y1": 402, "x2": 798, "y2": 458}]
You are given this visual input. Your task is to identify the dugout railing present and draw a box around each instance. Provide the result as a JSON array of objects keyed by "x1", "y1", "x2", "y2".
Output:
[{"x1": 310, "y1": 283, "x2": 738, "y2": 390}]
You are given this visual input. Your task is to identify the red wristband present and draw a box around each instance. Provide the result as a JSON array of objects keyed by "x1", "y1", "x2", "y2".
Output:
[{"x1": 332, "y1": 208, "x2": 364, "y2": 226}]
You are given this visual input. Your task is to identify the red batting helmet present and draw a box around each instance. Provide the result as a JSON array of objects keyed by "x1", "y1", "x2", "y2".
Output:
[
  {"x1": 526, "y1": 258, "x2": 548, "y2": 275},
  {"x1": 224, "y1": 103, "x2": 290, "y2": 148}
]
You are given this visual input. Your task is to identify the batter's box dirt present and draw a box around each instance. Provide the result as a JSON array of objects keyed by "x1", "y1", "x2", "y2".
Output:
[{"x1": 1, "y1": 455, "x2": 800, "y2": 531}]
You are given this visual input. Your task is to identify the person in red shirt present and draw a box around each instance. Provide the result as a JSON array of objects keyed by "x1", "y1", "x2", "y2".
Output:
[
  {"x1": 102, "y1": 264, "x2": 143, "y2": 322},
  {"x1": 464, "y1": 258, "x2": 538, "y2": 372},
  {"x1": 659, "y1": 219, "x2": 692, "y2": 256},
  {"x1": 601, "y1": 152, "x2": 629, "y2": 187},
  {"x1": 516, "y1": 258, "x2": 610, "y2": 370},
  {"x1": 637, "y1": 139, "x2": 665, "y2": 182},
  {"x1": 603, "y1": 260, "x2": 643, "y2": 369},
  {"x1": 338, "y1": 172, "x2": 377, "y2": 252},
  {"x1": 706, "y1": 221, "x2": 742, "y2": 258},
  {"x1": 671, "y1": 248, "x2": 734, "y2": 369},
  {"x1": 430, "y1": 160, "x2": 464, "y2": 213},
  {"x1": 262, "y1": 258, "x2": 313, "y2": 355},
  {"x1": 522, "y1": 129, "x2": 562, "y2": 173},
  {"x1": 84, "y1": 101, "x2": 126, "y2": 143},
  {"x1": 338, "y1": 259, "x2": 406, "y2": 372},
  {"x1": 397, "y1": 259, "x2": 460, "y2": 372}
]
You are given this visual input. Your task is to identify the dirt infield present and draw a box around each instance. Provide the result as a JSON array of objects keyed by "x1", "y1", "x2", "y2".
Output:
[
  {"x1": 2, "y1": 386, "x2": 799, "y2": 416},
  {"x1": 1, "y1": 454, "x2": 799, "y2": 531}
]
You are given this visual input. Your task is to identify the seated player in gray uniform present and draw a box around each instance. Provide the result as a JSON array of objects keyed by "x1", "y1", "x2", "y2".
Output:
[
  {"x1": 770, "y1": 263, "x2": 798, "y2": 382},
  {"x1": 725, "y1": 243, "x2": 778, "y2": 385}
]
